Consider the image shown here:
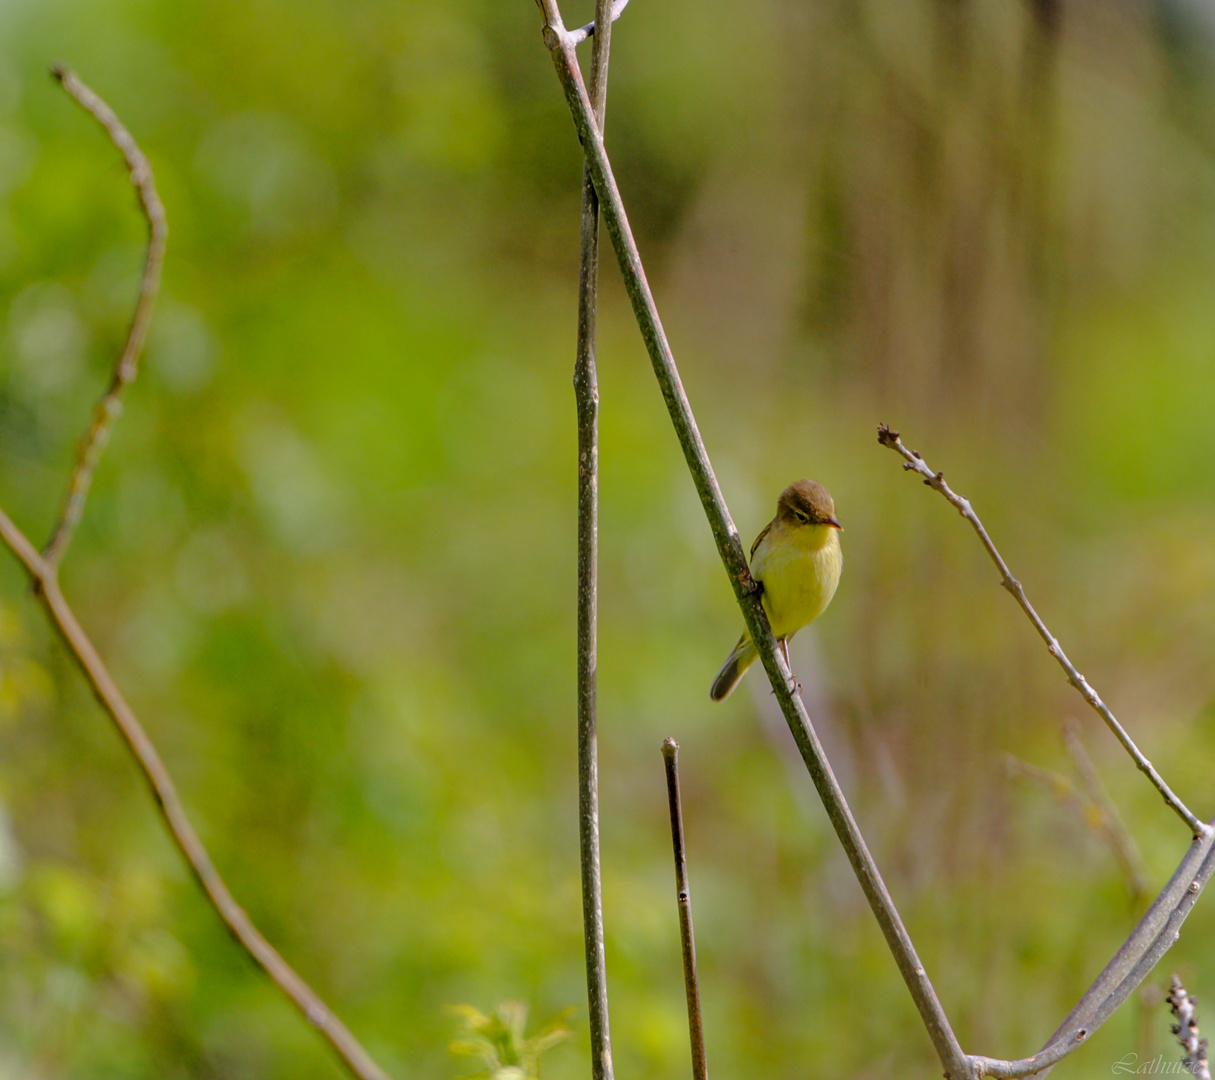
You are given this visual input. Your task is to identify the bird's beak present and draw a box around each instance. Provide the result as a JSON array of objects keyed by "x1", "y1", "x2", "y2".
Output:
[{"x1": 826, "y1": 516, "x2": 843, "y2": 531}]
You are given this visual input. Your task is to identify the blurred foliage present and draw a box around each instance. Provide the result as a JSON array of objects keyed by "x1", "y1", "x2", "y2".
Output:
[
  {"x1": 448, "y1": 1001, "x2": 572, "y2": 1080},
  {"x1": 0, "y1": 0, "x2": 1215, "y2": 1078}
]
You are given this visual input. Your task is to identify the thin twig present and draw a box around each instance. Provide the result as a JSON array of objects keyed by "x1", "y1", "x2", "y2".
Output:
[
  {"x1": 877, "y1": 424, "x2": 1207, "y2": 839},
  {"x1": 568, "y1": 0, "x2": 630, "y2": 47},
  {"x1": 532, "y1": 7, "x2": 972, "y2": 1076},
  {"x1": 1168, "y1": 975, "x2": 1212, "y2": 1080},
  {"x1": 43, "y1": 66, "x2": 167, "y2": 572},
  {"x1": 661, "y1": 740, "x2": 708, "y2": 1080},
  {"x1": 0, "y1": 73, "x2": 393, "y2": 1080},
  {"x1": 574, "y1": 4, "x2": 617, "y2": 1080},
  {"x1": 1063, "y1": 721, "x2": 1151, "y2": 910}
]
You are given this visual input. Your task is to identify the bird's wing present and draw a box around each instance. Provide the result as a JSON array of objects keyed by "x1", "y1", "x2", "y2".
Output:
[{"x1": 750, "y1": 517, "x2": 775, "y2": 560}]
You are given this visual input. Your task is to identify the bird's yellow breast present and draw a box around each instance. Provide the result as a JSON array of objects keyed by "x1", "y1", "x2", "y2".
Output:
[{"x1": 749, "y1": 520, "x2": 842, "y2": 640}]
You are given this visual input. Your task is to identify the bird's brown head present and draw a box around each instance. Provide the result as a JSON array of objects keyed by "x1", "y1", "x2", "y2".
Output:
[{"x1": 777, "y1": 479, "x2": 842, "y2": 530}]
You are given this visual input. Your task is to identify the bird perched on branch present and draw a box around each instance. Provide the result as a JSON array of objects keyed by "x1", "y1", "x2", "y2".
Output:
[{"x1": 710, "y1": 479, "x2": 843, "y2": 701}]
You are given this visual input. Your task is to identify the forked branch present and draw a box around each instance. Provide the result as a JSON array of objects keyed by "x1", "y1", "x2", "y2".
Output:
[
  {"x1": 0, "y1": 68, "x2": 392, "y2": 1080},
  {"x1": 876, "y1": 424, "x2": 1206, "y2": 838}
]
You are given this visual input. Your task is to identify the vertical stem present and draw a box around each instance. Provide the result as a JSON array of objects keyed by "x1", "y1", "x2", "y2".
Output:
[
  {"x1": 536, "y1": 15, "x2": 973, "y2": 1076},
  {"x1": 662, "y1": 740, "x2": 708, "y2": 1080},
  {"x1": 575, "y1": 4, "x2": 615, "y2": 1080}
]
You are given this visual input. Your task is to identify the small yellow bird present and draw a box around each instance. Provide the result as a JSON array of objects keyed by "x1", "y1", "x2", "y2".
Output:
[{"x1": 710, "y1": 479, "x2": 843, "y2": 701}]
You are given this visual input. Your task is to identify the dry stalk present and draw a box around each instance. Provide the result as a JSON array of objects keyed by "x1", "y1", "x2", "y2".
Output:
[
  {"x1": 1168, "y1": 976, "x2": 1212, "y2": 1080},
  {"x1": 662, "y1": 740, "x2": 708, "y2": 1080},
  {"x1": 574, "y1": 4, "x2": 620, "y2": 1079}
]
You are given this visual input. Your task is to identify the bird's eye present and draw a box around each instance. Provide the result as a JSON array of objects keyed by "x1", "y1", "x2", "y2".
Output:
[{"x1": 795, "y1": 512, "x2": 809, "y2": 524}]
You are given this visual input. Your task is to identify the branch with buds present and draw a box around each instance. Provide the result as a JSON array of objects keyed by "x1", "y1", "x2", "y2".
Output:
[{"x1": 1168, "y1": 976, "x2": 1212, "y2": 1080}]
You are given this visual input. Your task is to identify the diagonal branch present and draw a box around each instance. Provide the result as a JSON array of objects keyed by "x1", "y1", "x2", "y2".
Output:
[
  {"x1": 0, "y1": 70, "x2": 393, "y2": 1080},
  {"x1": 532, "y1": 6, "x2": 972, "y2": 1077},
  {"x1": 43, "y1": 66, "x2": 168, "y2": 573},
  {"x1": 876, "y1": 424, "x2": 1206, "y2": 838},
  {"x1": 574, "y1": 3, "x2": 618, "y2": 1080},
  {"x1": 0, "y1": 509, "x2": 393, "y2": 1080}
]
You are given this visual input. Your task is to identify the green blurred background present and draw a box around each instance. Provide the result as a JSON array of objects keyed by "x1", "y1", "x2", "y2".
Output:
[{"x1": 1, "y1": 0, "x2": 1215, "y2": 1076}]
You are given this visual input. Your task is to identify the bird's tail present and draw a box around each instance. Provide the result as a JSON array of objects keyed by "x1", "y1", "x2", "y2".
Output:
[{"x1": 710, "y1": 633, "x2": 759, "y2": 702}]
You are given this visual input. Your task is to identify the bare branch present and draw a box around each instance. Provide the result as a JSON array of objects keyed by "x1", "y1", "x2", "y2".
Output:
[
  {"x1": 662, "y1": 740, "x2": 707, "y2": 1080},
  {"x1": 567, "y1": 0, "x2": 630, "y2": 47},
  {"x1": 1168, "y1": 975, "x2": 1212, "y2": 1080},
  {"x1": 877, "y1": 424, "x2": 1207, "y2": 839},
  {"x1": 532, "y1": 7, "x2": 972, "y2": 1077},
  {"x1": 574, "y1": 3, "x2": 617, "y2": 1079},
  {"x1": 43, "y1": 66, "x2": 168, "y2": 572},
  {"x1": 970, "y1": 1033, "x2": 1091, "y2": 1078}
]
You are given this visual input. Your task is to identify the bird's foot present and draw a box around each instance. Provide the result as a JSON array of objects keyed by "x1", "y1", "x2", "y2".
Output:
[{"x1": 742, "y1": 574, "x2": 764, "y2": 599}]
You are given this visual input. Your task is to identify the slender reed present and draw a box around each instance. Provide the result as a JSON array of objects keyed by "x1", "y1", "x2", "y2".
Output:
[
  {"x1": 574, "y1": 3, "x2": 619, "y2": 1079},
  {"x1": 662, "y1": 740, "x2": 708, "y2": 1080}
]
